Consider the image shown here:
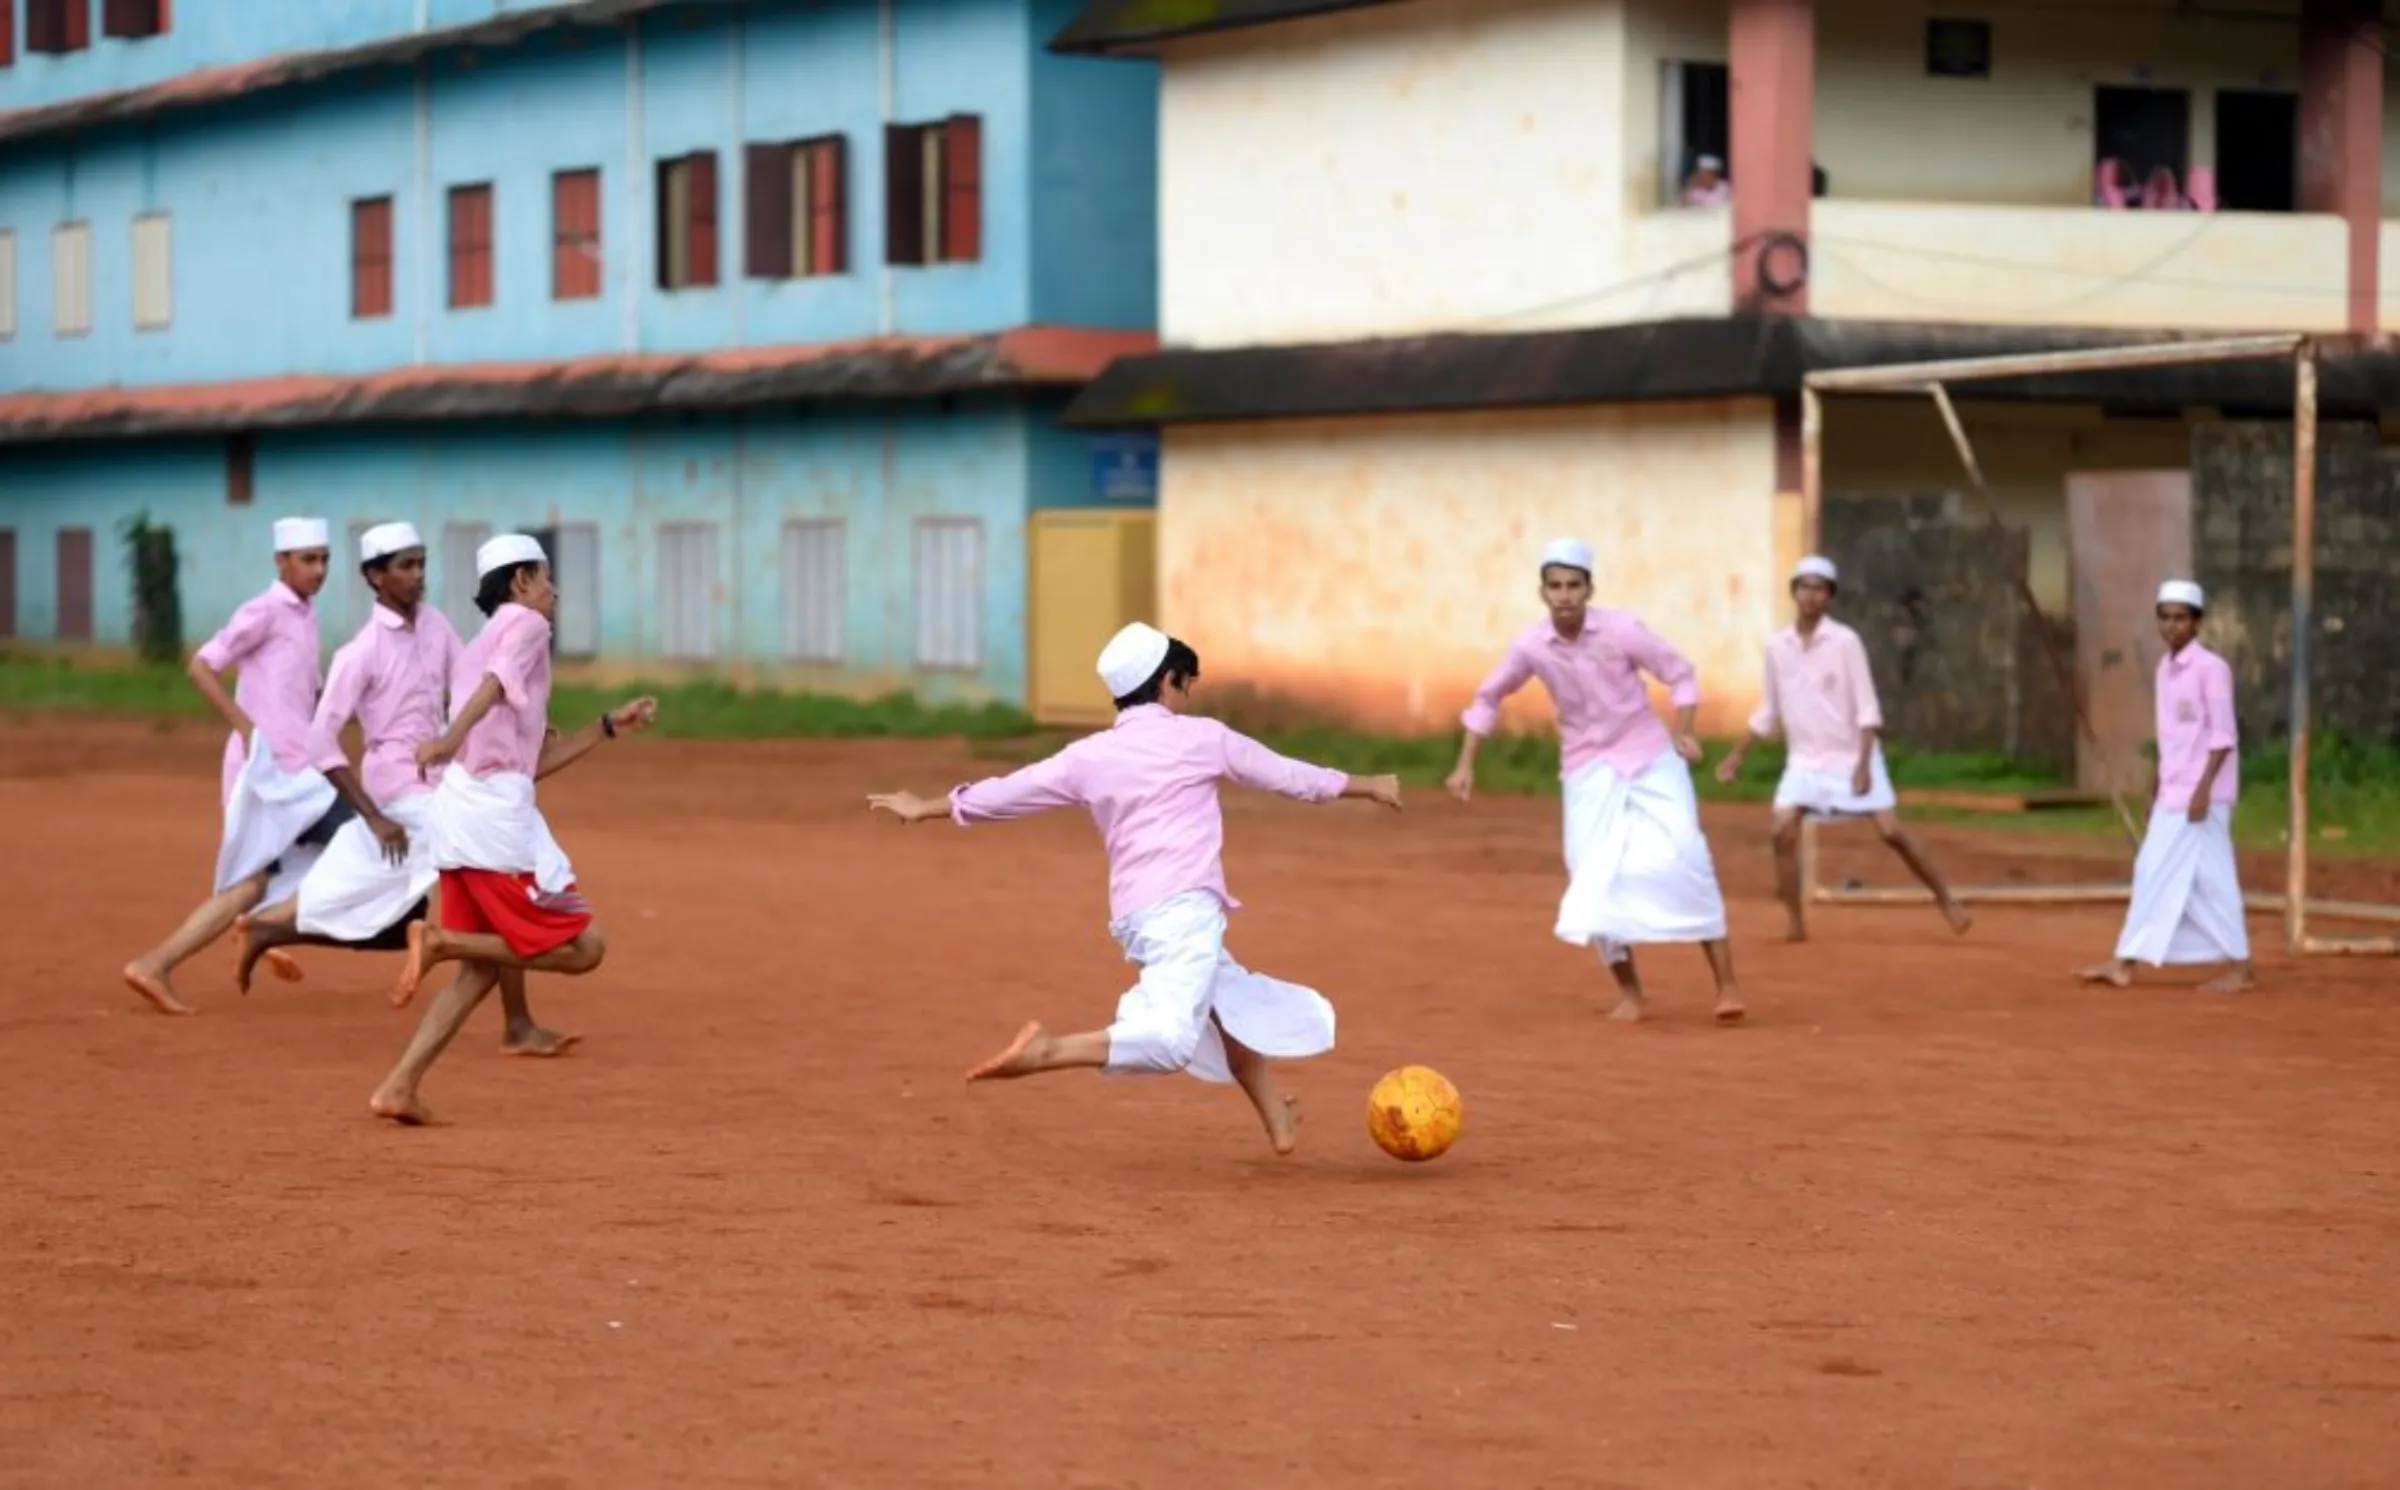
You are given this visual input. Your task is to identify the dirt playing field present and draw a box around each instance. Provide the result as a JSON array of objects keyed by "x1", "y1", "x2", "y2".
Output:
[{"x1": 4, "y1": 713, "x2": 2398, "y2": 1489}]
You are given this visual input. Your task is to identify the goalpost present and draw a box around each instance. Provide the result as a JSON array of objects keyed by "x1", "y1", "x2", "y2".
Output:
[{"x1": 1795, "y1": 333, "x2": 2400, "y2": 959}]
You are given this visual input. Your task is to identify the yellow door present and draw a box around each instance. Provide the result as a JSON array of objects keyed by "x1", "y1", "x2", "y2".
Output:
[{"x1": 1029, "y1": 509, "x2": 1157, "y2": 726}]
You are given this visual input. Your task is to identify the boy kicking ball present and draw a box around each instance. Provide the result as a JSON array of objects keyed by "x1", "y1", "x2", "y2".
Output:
[{"x1": 867, "y1": 623, "x2": 1402, "y2": 1156}]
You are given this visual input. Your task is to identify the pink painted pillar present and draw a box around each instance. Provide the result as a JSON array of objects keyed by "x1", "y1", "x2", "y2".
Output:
[
  {"x1": 2299, "y1": 0, "x2": 2382, "y2": 334},
  {"x1": 1730, "y1": 0, "x2": 1816, "y2": 314}
]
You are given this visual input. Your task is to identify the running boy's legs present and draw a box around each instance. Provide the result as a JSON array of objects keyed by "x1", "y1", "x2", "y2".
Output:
[
  {"x1": 370, "y1": 961, "x2": 501, "y2": 1125},
  {"x1": 124, "y1": 870, "x2": 284, "y2": 1014},
  {"x1": 1770, "y1": 808, "x2": 1808, "y2": 940},
  {"x1": 966, "y1": 1016, "x2": 1300, "y2": 1155},
  {"x1": 498, "y1": 968, "x2": 579, "y2": 1056},
  {"x1": 1870, "y1": 809, "x2": 1972, "y2": 934}
]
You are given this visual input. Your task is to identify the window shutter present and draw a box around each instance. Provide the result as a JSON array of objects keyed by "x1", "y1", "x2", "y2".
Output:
[
  {"x1": 56, "y1": 528, "x2": 94, "y2": 642},
  {"x1": 885, "y1": 124, "x2": 925, "y2": 265},
  {"x1": 0, "y1": 530, "x2": 17, "y2": 640},
  {"x1": 814, "y1": 137, "x2": 849, "y2": 275},
  {"x1": 104, "y1": 0, "x2": 164, "y2": 39},
  {"x1": 940, "y1": 115, "x2": 982, "y2": 262},
  {"x1": 744, "y1": 142, "x2": 794, "y2": 278},
  {"x1": 687, "y1": 152, "x2": 719, "y2": 287},
  {"x1": 25, "y1": 0, "x2": 62, "y2": 54},
  {"x1": 1, "y1": 1, "x2": 14, "y2": 65},
  {"x1": 352, "y1": 198, "x2": 393, "y2": 319},
  {"x1": 64, "y1": 0, "x2": 90, "y2": 49}
]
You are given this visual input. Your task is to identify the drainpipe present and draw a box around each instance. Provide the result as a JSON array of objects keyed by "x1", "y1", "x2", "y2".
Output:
[
  {"x1": 412, "y1": 59, "x2": 431, "y2": 364},
  {"x1": 878, "y1": 0, "x2": 895, "y2": 336},
  {"x1": 624, "y1": 24, "x2": 644, "y2": 354}
]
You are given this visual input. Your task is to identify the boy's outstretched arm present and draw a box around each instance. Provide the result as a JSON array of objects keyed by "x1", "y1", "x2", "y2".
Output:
[
  {"x1": 1221, "y1": 727, "x2": 1402, "y2": 810},
  {"x1": 870, "y1": 751, "x2": 1084, "y2": 827}
]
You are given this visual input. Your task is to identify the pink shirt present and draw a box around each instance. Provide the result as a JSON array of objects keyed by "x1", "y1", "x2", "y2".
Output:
[
  {"x1": 194, "y1": 581, "x2": 323, "y2": 805},
  {"x1": 450, "y1": 604, "x2": 553, "y2": 780},
  {"x1": 310, "y1": 603, "x2": 465, "y2": 807},
  {"x1": 1462, "y1": 609, "x2": 1702, "y2": 779},
  {"x1": 1749, "y1": 618, "x2": 1883, "y2": 775},
  {"x1": 948, "y1": 704, "x2": 1350, "y2": 924},
  {"x1": 2154, "y1": 641, "x2": 2238, "y2": 807}
]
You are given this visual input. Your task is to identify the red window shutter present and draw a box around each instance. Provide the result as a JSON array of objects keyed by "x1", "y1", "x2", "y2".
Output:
[
  {"x1": 811, "y1": 137, "x2": 848, "y2": 275},
  {"x1": 449, "y1": 184, "x2": 493, "y2": 309},
  {"x1": 226, "y1": 434, "x2": 255, "y2": 507},
  {"x1": 744, "y1": 142, "x2": 794, "y2": 278},
  {"x1": 686, "y1": 151, "x2": 719, "y2": 287},
  {"x1": 64, "y1": 0, "x2": 90, "y2": 49},
  {"x1": 0, "y1": 530, "x2": 17, "y2": 640},
  {"x1": 56, "y1": 528, "x2": 93, "y2": 642},
  {"x1": 104, "y1": 0, "x2": 164, "y2": 39},
  {"x1": 351, "y1": 197, "x2": 393, "y2": 319},
  {"x1": 885, "y1": 124, "x2": 924, "y2": 265},
  {"x1": 1, "y1": 2, "x2": 15, "y2": 66},
  {"x1": 553, "y1": 168, "x2": 600, "y2": 299},
  {"x1": 25, "y1": 0, "x2": 63, "y2": 53},
  {"x1": 940, "y1": 114, "x2": 981, "y2": 263}
]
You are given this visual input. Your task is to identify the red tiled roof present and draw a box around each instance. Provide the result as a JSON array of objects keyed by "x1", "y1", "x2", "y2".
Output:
[{"x1": 0, "y1": 327, "x2": 1159, "y2": 443}]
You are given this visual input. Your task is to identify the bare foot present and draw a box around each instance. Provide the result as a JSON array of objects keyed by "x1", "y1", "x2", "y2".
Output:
[
  {"x1": 390, "y1": 921, "x2": 429, "y2": 1009},
  {"x1": 2075, "y1": 961, "x2": 2133, "y2": 988},
  {"x1": 1942, "y1": 900, "x2": 1975, "y2": 937},
  {"x1": 1783, "y1": 920, "x2": 1808, "y2": 943},
  {"x1": 1714, "y1": 990, "x2": 1748, "y2": 1024},
  {"x1": 2199, "y1": 968, "x2": 2256, "y2": 995},
  {"x1": 262, "y1": 948, "x2": 304, "y2": 984},
  {"x1": 966, "y1": 1021, "x2": 1051, "y2": 1081},
  {"x1": 1608, "y1": 997, "x2": 1646, "y2": 1023},
  {"x1": 123, "y1": 962, "x2": 196, "y2": 1017},
  {"x1": 1265, "y1": 1093, "x2": 1302, "y2": 1156},
  {"x1": 230, "y1": 915, "x2": 273, "y2": 995},
  {"x1": 369, "y1": 1084, "x2": 433, "y2": 1126},
  {"x1": 503, "y1": 1027, "x2": 583, "y2": 1058}
]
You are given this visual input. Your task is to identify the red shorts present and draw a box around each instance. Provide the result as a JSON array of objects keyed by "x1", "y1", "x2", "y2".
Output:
[{"x1": 438, "y1": 869, "x2": 593, "y2": 960}]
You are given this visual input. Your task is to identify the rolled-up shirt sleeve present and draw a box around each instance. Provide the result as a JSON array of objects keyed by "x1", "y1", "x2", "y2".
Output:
[
  {"x1": 1747, "y1": 645, "x2": 1782, "y2": 740},
  {"x1": 2202, "y1": 655, "x2": 2238, "y2": 751},
  {"x1": 1844, "y1": 632, "x2": 1884, "y2": 733},
  {"x1": 1219, "y1": 723, "x2": 1348, "y2": 802},
  {"x1": 308, "y1": 646, "x2": 367, "y2": 775},
  {"x1": 1460, "y1": 641, "x2": 1533, "y2": 737},
  {"x1": 194, "y1": 598, "x2": 269, "y2": 674},
  {"x1": 950, "y1": 751, "x2": 1085, "y2": 826},
  {"x1": 1619, "y1": 615, "x2": 1701, "y2": 710}
]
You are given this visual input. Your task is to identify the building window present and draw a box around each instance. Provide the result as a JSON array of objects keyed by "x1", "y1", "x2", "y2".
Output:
[
  {"x1": 440, "y1": 522, "x2": 489, "y2": 623},
  {"x1": 52, "y1": 221, "x2": 90, "y2": 337},
  {"x1": 552, "y1": 167, "x2": 602, "y2": 301},
  {"x1": 103, "y1": 0, "x2": 167, "y2": 40},
  {"x1": 447, "y1": 183, "x2": 494, "y2": 310},
  {"x1": 553, "y1": 522, "x2": 600, "y2": 658},
  {"x1": 885, "y1": 115, "x2": 981, "y2": 266},
  {"x1": 655, "y1": 152, "x2": 719, "y2": 291},
  {"x1": 745, "y1": 136, "x2": 848, "y2": 280},
  {"x1": 1, "y1": 1, "x2": 14, "y2": 66},
  {"x1": 225, "y1": 433, "x2": 253, "y2": 506},
  {"x1": 912, "y1": 518, "x2": 983, "y2": 670},
  {"x1": 26, "y1": 0, "x2": 91, "y2": 54},
  {"x1": 657, "y1": 522, "x2": 719, "y2": 660},
  {"x1": 56, "y1": 527, "x2": 94, "y2": 642},
  {"x1": 779, "y1": 518, "x2": 845, "y2": 663},
  {"x1": 132, "y1": 211, "x2": 171, "y2": 330},
  {"x1": 351, "y1": 196, "x2": 394, "y2": 319},
  {"x1": 0, "y1": 530, "x2": 16, "y2": 640},
  {"x1": 0, "y1": 231, "x2": 16, "y2": 340}
]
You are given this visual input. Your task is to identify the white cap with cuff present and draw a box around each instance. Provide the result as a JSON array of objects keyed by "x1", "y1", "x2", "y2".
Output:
[
  {"x1": 272, "y1": 517, "x2": 330, "y2": 553},
  {"x1": 1792, "y1": 555, "x2": 1838, "y2": 585},
  {"x1": 1540, "y1": 537, "x2": 1595, "y2": 575},
  {"x1": 2156, "y1": 579, "x2": 2206, "y2": 611},
  {"x1": 477, "y1": 532, "x2": 547, "y2": 578},
  {"x1": 360, "y1": 521, "x2": 424, "y2": 563},
  {"x1": 1097, "y1": 622, "x2": 1172, "y2": 699}
]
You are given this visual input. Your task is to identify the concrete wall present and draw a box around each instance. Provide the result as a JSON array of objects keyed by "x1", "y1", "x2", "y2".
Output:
[
  {"x1": 1156, "y1": 399, "x2": 1780, "y2": 737},
  {"x1": 0, "y1": 394, "x2": 1157, "y2": 704},
  {"x1": 0, "y1": 0, "x2": 1158, "y2": 391}
]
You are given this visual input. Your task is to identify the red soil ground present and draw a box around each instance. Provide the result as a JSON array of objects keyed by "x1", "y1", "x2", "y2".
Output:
[{"x1": 3, "y1": 714, "x2": 2397, "y2": 1489}]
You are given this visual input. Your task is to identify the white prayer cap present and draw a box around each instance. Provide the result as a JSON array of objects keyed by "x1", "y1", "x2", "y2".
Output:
[
  {"x1": 1696, "y1": 154, "x2": 1725, "y2": 172},
  {"x1": 360, "y1": 521, "x2": 424, "y2": 562},
  {"x1": 1097, "y1": 621, "x2": 1172, "y2": 698},
  {"x1": 272, "y1": 517, "x2": 330, "y2": 553},
  {"x1": 476, "y1": 532, "x2": 547, "y2": 578},
  {"x1": 1792, "y1": 555, "x2": 1838, "y2": 585},
  {"x1": 1540, "y1": 537, "x2": 1595, "y2": 575},
  {"x1": 2156, "y1": 579, "x2": 2206, "y2": 611}
]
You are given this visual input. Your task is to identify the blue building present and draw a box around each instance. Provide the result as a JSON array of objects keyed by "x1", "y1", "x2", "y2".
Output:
[{"x1": 0, "y1": 0, "x2": 1162, "y2": 721}]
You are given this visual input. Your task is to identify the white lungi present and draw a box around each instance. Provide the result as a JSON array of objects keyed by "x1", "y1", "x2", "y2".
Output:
[
  {"x1": 429, "y1": 764, "x2": 539, "y2": 872},
  {"x1": 214, "y1": 732, "x2": 339, "y2": 905},
  {"x1": 2114, "y1": 804, "x2": 2250, "y2": 965},
  {"x1": 1556, "y1": 752, "x2": 1730, "y2": 964},
  {"x1": 1773, "y1": 744, "x2": 1898, "y2": 817},
  {"x1": 296, "y1": 794, "x2": 439, "y2": 942},
  {"x1": 1103, "y1": 891, "x2": 1336, "y2": 1084}
]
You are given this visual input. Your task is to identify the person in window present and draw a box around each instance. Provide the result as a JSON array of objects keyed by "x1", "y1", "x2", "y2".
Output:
[{"x1": 1682, "y1": 155, "x2": 1732, "y2": 206}]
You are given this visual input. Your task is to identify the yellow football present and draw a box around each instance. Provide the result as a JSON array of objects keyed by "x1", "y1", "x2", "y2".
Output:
[{"x1": 1365, "y1": 1065, "x2": 1463, "y2": 1162}]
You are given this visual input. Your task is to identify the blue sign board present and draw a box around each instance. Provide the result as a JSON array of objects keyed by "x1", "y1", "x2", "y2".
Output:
[{"x1": 1089, "y1": 434, "x2": 1160, "y2": 503}]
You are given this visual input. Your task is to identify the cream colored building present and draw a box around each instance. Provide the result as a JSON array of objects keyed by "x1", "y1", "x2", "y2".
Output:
[{"x1": 1052, "y1": 0, "x2": 2392, "y2": 748}]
